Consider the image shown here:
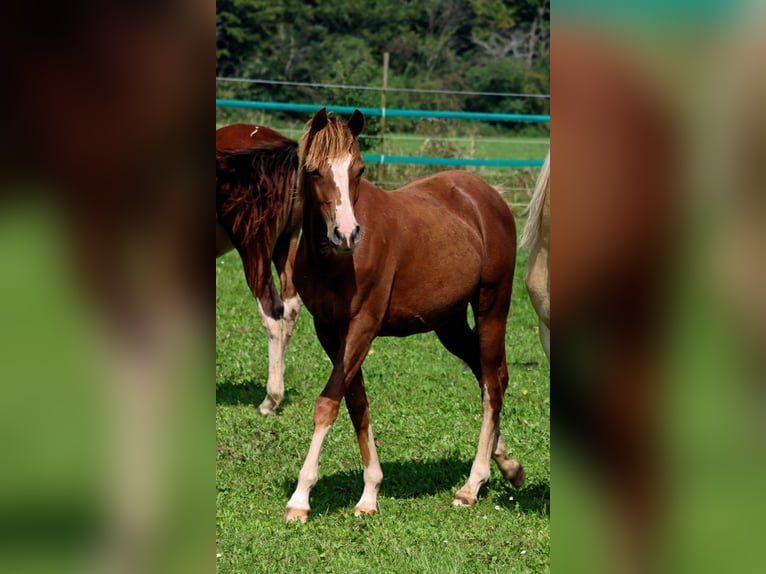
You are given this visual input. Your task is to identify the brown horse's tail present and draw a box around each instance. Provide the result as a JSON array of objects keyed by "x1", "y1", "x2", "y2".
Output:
[
  {"x1": 216, "y1": 142, "x2": 298, "y2": 249},
  {"x1": 216, "y1": 139, "x2": 298, "y2": 320},
  {"x1": 520, "y1": 149, "x2": 550, "y2": 250}
]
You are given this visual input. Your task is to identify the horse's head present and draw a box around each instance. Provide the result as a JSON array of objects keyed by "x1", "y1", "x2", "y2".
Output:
[{"x1": 299, "y1": 108, "x2": 366, "y2": 254}]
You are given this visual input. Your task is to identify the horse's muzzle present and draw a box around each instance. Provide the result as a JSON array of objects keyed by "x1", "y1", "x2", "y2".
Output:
[{"x1": 330, "y1": 224, "x2": 361, "y2": 253}]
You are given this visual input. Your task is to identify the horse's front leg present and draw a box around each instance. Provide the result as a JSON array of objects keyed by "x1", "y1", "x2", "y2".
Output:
[{"x1": 284, "y1": 317, "x2": 377, "y2": 523}]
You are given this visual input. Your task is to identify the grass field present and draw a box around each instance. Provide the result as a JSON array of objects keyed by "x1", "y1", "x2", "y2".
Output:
[{"x1": 216, "y1": 226, "x2": 550, "y2": 572}]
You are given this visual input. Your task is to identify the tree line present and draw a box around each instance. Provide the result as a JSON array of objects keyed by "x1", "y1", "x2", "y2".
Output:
[{"x1": 216, "y1": 0, "x2": 549, "y2": 128}]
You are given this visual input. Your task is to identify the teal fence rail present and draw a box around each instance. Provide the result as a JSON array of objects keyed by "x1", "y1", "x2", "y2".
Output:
[
  {"x1": 361, "y1": 154, "x2": 544, "y2": 167},
  {"x1": 216, "y1": 99, "x2": 549, "y2": 167}
]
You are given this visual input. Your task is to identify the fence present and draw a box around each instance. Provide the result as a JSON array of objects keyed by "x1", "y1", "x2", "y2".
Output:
[{"x1": 216, "y1": 99, "x2": 549, "y2": 169}]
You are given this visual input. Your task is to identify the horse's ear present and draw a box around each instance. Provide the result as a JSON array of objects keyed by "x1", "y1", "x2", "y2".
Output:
[
  {"x1": 348, "y1": 109, "x2": 365, "y2": 138},
  {"x1": 310, "y1": 107, "x2": 329, "y2": 134}
]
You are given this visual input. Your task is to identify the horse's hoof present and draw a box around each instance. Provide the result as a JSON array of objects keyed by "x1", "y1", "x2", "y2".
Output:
[
  {"x1": 257, "y1": 402, "x2": 276, "y2": 416},
  {"x1": 353, "y1": 504, "x2": 377, "y2": 517},
  {"x1": 451, "y1": 494, "x2": 477, "y2": 507},
  {"x1": 511, "y1": 466, "x2": 526, "y2": 489},
  {"x1": 283, "y1": 507, "x2": 309, "y2": 524}
]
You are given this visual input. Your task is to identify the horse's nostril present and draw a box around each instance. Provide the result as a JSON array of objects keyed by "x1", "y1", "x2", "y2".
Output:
[
  {"x1": 331, "y1": 226, "x2": 346, "y2": 247},
  {"x1": 351, "y1": 224, "x2": 361, "y2": 244}
]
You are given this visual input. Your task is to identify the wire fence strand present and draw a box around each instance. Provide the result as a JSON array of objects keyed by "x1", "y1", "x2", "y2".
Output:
[{"x1": 216, "y1": 77, "x2": 550, "y2": 99}]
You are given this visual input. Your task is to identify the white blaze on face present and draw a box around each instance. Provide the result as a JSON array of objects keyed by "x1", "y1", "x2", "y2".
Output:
[{"x1": 328, "y1": 153, "x2": 358, "y2": 238}]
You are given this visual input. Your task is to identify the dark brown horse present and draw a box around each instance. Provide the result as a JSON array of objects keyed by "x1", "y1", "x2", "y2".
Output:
[
  {"x1": 284, "y1": 108, "x2": 525, "y2": 523},
  {"x1": 216, "y1": 124, "x2": 302, "y2": 414}
]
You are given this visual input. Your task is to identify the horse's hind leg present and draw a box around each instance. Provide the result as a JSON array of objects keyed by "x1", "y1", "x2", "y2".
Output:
[
  {"x1": 492, "y1": 432, "x2": 526, "y2": 487},
  {"x1": 255, "y1": 239, "x2": 302, "y2": 415},
  {"x1": 254, "y1": 297, "x2": 301, "y2": 415},
  {"x1": 525, "y1": 242, "x2": 550, "y2": 360},
  {"x1": 435, "y1": 311, "x2": 481, "y2": 378},
  {"x1": 273, "y1": 233, "x2": 303, "y2": 381},
  {"x1": 256, "y1": 300, "x2": 286, "y2": 415},
  {"x1": 453, "y1": 293, "x2": 525, "y2": 506},
  {"x1": 236, "y1": 246, "x2": 286, "y2": 414},
  {"x1": 538, "y1": 318, "x2": 550, "y2": 361}
]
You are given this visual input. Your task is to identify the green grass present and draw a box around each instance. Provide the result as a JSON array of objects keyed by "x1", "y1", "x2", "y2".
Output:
[
  {"x1": 370, "y1": 134, "x2": 548, "y2": 160},
  {"x1": 216, "y1": 225, "x2": 549, "y2": 572}
]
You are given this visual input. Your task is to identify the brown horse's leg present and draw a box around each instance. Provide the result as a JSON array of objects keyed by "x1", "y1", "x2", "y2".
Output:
[
  {"x1": 284, "y1": 318, "x2": 378, "y2": 523},
  {"x1": 345, "y1": 372, "x2": 383, "y2": 516},
  {"x1": 255, "y1": 300, "x2": 285, "y2": 415},
  {"x1": 255, "y1": 239, "x2": 302, "y2": 415},
  {"x1": 454, "y1": 295, "x2": 524, "y2": 506},
  {"x1": 240, "y1": 249, "x2": 283, "y2": 320},
  {"x1": 255, "y1": 299, "x2": 300, "y2": 414},
  {"x1": 273, "y1": 234, "x2": 302, "y2": 367},
  {"x1": 492, "y1": 433, "x2": 526, "y2": 488},
  {"x1": 273, "y1": 232, "x2": 299, "y2": 300},
  {"x1": 434, "y1": 312, "x2": 481, "y2": 378}
]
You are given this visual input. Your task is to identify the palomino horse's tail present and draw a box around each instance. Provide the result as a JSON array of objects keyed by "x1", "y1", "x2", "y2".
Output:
[{"x1": 520, "y1": 149, "x2": 550, "y2": 250}]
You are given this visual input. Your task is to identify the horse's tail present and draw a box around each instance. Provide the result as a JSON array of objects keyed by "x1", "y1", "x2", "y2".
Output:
[
  {"x1": 216, "y1": 141, "x2": 299, "y2": 248},
  {"x1": 520, "y1": 149, "x2": 550, "y2": 250}
]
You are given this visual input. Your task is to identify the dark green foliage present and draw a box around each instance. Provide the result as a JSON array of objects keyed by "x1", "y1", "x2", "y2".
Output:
[{"x1": 216, "y1": 0, "x2": 549, "y2": 132}]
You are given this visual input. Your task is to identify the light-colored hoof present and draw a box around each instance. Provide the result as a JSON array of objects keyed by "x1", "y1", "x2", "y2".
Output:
[
  {"x1": 283, "y1": 507, "x2": 309, "y2": 524},
  {"x1": 257, "y1": 398, "x2": 280, "y2": 416},
  {"x1": 451, "y1": 493, "x2": 477, "y2": 507},
  {"x1": 353, "y1": 504, "x2": 377, "y2": 517}
]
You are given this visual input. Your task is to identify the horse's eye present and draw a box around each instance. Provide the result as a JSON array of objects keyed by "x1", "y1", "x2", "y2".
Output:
[
  {"x1": 358, "y1": 166, "x2": 365, "y2": 177},
  {"x1": 309, "y1": 168, "x2": 320, "y2": 177}
]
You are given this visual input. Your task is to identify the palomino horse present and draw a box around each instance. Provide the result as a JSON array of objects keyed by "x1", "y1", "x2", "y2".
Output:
[
  {"x1": 216, "y1": 124, "x2": 302, "y2": 414},
  {"x1": 521, "y1": 149, "x2": 550, "y2": 360},
  {"x1": 284, "y1": 108, "x2": 525, "y2": 523}
]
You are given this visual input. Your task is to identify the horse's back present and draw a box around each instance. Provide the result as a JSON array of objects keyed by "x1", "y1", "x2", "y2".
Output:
[
  {"x1": 402, "y1": 169, "x2": 512, "y2": 220},
  {"x1": 390, "y1": 170, "x2": 517, "y2": 265},
  {"x1": 216, "y1": 124, "x2": 289, "y2": 152}
]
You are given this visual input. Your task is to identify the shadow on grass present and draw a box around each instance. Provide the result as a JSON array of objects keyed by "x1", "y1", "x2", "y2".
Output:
[
  {"x1": 282, "y1": 457, "x2": 549, "y2": 517},
  {"x1": 215, "y1": 380, "x2": 299, "y2": 409},
  {"x1": 494, "y1": 480, "x2": 550, "y2": 516}
]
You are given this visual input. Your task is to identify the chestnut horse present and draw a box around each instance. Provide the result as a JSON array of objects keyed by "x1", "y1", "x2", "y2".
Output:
[
  {"x1": 521, "y1": 149, "x2": 550, "y2": 360},
  {"x1": 216, "y1": 124, "x2": 302, "y2": 414},
  {"x1": 284, "y1": 108, "x2": 525, "y2": 523}
]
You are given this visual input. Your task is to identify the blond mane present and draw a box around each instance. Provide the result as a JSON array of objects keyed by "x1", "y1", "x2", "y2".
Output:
[
  {"x1": 299, "y1": 113, "x2": 358, "y2": 171},
  {"x1": 520, "y1": 149, "x2": 550, "y2": 250}
]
